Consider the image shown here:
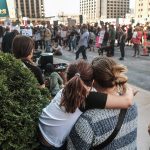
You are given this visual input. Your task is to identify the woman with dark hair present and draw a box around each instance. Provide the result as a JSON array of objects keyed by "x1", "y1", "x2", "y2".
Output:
[
  {"x1": 12, "y1": 35, "x2": 45, "y2": 88},
  {"x1": 39, "y1": 60, "x2": 135, "y2": 150}
]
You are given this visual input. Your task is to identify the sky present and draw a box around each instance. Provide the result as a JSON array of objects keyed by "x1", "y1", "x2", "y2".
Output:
[
  {"x1": 44, "y1": 0, "x2": 80, "y2": 17},
  {"x1": 44, "y1": 0, "x2": 135, "y2": 17},
  {"x1": 130, "y1": 0, "x2": 135, "y2": 9}
]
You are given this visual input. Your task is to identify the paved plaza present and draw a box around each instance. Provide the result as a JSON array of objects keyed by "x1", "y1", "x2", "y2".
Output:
[{"x1": 53, "y1": 45, "x2": 150, "y2": 150}]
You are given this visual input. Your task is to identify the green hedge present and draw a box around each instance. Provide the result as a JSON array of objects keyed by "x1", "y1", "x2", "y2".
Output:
[{"x1": 0, "y1": 53, "x2": 50, "y2": 150}]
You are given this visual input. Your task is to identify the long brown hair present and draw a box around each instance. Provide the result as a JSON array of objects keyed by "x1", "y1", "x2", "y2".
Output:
[
  {"x1": 60, "y1": 60, "x2": 93, "y2": 113},
  {"x1": 13, "y1": 35, "x2": 34, "y2": 59},
  {"x1": 92, "y1": 56, "x2": 128, "y2": 88}
]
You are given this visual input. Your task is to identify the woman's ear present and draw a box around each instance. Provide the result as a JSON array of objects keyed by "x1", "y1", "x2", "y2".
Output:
[{"x1": 92, "y1": 80, "x2": 98, "y2": 89}]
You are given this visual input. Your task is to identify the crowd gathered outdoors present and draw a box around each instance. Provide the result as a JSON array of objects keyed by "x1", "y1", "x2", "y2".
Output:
[
  {"x1": 0, "y1": 21, "x2": 150, "y2": 150},
  {"x1": 1, "y1": 22, "x2": 150, "y2": 60}
]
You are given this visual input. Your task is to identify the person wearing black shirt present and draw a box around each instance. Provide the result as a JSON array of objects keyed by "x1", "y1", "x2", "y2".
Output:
[
  {"x1": 2, "y1": 30, "x2": 19, "y2": 53},
  {"x1": 12, "y1": 35, "x2": 45, "y2": 88}
]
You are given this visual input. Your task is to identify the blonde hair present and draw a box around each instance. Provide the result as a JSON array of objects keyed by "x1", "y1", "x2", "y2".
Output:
[{"x1": 92, "y1": 56, "x2": 128, "y2": 88}]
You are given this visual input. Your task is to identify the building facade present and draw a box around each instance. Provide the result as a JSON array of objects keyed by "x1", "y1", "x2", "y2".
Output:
[
  {"x1": 15, "y1": 0, "x2": 45, "y2": 19},
  {"x1": 135, "y1": 0, "x2": 150, "y2": 22},
  {"x1": 80, "y1": 0, "x2": 130, "y2": 22}
]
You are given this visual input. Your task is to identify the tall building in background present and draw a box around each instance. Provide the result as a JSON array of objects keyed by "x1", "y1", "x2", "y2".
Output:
[
  {"x1": 80, "y1": 0, "x2": 130, "y2": 22},
  {"x1": 15, "y1": 0, "x2": 45, "y2": 19},
  {"x1": 135, "y1": 0, "x2": 150, "y2": 22}
]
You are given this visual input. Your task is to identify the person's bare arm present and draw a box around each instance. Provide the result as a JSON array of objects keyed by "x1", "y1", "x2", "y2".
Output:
[{"x1": 105, "y1": 86, "x2": 136, "y2": 109}]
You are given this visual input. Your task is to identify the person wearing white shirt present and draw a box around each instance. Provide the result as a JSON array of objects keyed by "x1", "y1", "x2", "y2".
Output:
[
  {"x1": 76, "y1": 25, "x2": 89, "y2": 60},
  {"x1": 52, "y1": 42, "x2": 62, "y2": 55}
]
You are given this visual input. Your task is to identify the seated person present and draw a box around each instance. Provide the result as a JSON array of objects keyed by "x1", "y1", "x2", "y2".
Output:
[
  {"x1": 13, "y1": 35, "x2": 45, "y2": 88},
  {"x1": 44, "y1": 63, "x2": 63, "y2": 97},
  {"x1": 52, "y1": 42, "x2": 62, "y2": 55},
  {"x1": 67, "y1": 56, "x2": 138, "y2": 150}
]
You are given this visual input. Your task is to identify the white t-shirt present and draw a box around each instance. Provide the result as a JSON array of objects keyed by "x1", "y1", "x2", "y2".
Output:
[
  {"x1": 39, "y1": 90, "x2": 82, "y2": 147},
  {"x1": 56, "y1": 45, "x2": 62, "y2": 53}
]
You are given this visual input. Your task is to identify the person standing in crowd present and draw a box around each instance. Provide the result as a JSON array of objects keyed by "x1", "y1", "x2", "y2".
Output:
[
  {"x1": 109, "y1": 25, "x2": 116, "y2": 56},
  {"x1": 127, "y1": 24, "x2": 133, "y2": 46},
  {"x1": 88, "y1": 27, "x2": 95, "y2": 51},
  {"x1": 12, "y1": 35, "x2": 45, "y2": 88},
  {"x1": 95, "y1": 27, "x2": 101, "y2": 48},
  {"x1": 42, "y1": 27, "x2": 51, "y2": 52},
  {"x1": 68, "y1": 26, "x2": 78, "y2": 52},
  {"x1": 61, "y1": 26, "x2": 68, "y2": 49},
  {"x1": 98, "y1": 25, "x2": 106, "y2": 48},
  {"x1": 38, "y1": 59, "x2": 135, "y2": 150},
  {"x1": 67, "y1": 57, "x2": 137, "y2": 150},
  {"x1": 116, "y1": 25, "x2": 122, "y2": 47},
  {"x1": 40, "y1": 26, "x2": 45, "y2": 50},
  {"x1": 33, "y1": 27, "x2": 42, "y2": 50},
  {"x1": 143, "y1": 26, "x2": 150, "y2": 56},
  {"x1": 76, "y1": 25, "x2": 89, "y2": 60},
  {"x1": 119, "y1": 27, "x2": 127, "y2": 60},
  {"x1": 132, "y1": 27, "x2": 141, "y2": 57},
  {"x1": 98, "y1": 25, "x2": 109, "y2": 55}
]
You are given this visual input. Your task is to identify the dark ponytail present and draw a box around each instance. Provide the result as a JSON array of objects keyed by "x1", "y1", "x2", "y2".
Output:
[
  {"x1": 60, "y1": 60, "x2": 93, "y2": 113},
  {"x1": 60, "y1": 75, "x2": 87, "y2": 113}
]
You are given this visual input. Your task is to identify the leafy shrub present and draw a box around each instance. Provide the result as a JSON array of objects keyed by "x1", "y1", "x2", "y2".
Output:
[{"x1": 0, "y1": 53, "x2": 50, "y2": 150}]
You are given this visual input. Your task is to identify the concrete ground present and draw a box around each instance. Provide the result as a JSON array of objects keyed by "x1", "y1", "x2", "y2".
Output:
[{"x1": 52, "y1": 46, "x2": 150, "y2": 149}]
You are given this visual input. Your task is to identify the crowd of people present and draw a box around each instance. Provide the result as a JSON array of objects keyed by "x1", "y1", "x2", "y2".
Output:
[
  {"x1": 0, "y1": 22, "x2": 150, "y2": 149},
  {"x1": 1, "y1": 22, "x2": 150, "y2": 60}
]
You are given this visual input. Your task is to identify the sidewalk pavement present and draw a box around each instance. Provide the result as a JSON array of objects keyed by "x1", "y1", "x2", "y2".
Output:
[
  {"x1": 53, "y1": 56, "x2": 150, "y2": 150},
  {"x1": 132, "y1": 85, "x2": 150, "y2": 150}
]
